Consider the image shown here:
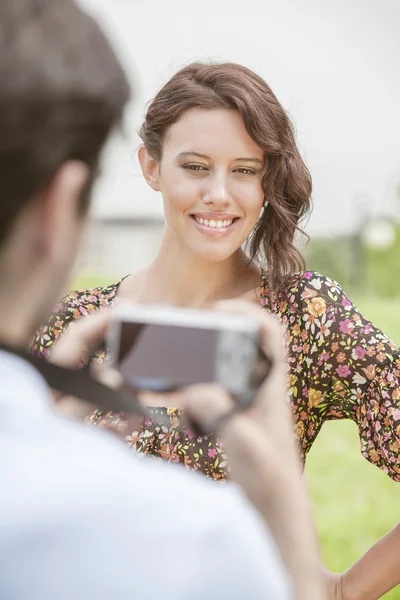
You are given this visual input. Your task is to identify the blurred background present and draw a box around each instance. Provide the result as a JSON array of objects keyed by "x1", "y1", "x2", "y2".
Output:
[{"x1": 76, "y1": 0, "x2": 400, "y2": 596}]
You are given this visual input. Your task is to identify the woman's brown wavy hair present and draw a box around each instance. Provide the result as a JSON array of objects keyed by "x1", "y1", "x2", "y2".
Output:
[{"x1": 139, "y1": 62, "x2": 312, "y2": 293}]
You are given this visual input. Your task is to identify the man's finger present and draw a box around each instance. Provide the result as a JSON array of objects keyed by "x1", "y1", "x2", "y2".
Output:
[
  {"x1": 50, "y1": 310, "x2": 111, "y2": 368},
  {"x1": 90, "y1": 363, "x2": 123, "y2": 390},
  {"x1": 213, "y1": 299, "x2": 286, "y2": 360},
  {"x1": 183, "y1": 383, "x2": 234, "y2": 425}
]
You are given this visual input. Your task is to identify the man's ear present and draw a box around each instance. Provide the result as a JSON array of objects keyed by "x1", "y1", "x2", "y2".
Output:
[
  {"x1": 34, "y1": 160, "x2": 90, "y2": 263},
  {"x1": 138, "y1": 145, "x2": 161, "y2": 191}
]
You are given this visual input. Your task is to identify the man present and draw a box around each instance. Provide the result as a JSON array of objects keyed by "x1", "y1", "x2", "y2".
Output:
[{"x1": 0, "y1": 1, "x2": 323, "y2": 598}]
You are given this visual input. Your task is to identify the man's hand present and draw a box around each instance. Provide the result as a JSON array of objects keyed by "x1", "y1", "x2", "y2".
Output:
[
  {"x1": 184, "y1": 299, "x2": 300, "y2": 473},
  {"x1": 49, "y1": 310, "x2": 110, "y2": 369},
  {"x1": 47, "y1": 311, "x2": 128, "y2": 434},
  {"x1": 182, "y1": 299, "x2": 325, "y2": 600}
]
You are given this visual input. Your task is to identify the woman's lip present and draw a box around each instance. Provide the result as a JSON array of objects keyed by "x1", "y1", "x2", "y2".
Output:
[
  {"x1": 190, "y1": 213, "x2": 240, "y2": 220},
  {"x1": 189, "y1": 214, "x2": 240, "y2": 237}
]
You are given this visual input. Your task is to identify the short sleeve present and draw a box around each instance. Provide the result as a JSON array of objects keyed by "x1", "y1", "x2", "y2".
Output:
[
  {"x1": 297, "y1": 273, "x2": 400, "y2": 481},
  {"x1": 30, "y1": 284, "x2": 119, "y2": 358},
  {"x1": 30, "y1": 291, "x2": 79, "y2": 358}
]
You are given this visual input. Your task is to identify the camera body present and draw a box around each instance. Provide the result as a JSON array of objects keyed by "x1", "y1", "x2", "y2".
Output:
[{"x1": 107, "y1": 304, "x2": 263, "y2": 395}]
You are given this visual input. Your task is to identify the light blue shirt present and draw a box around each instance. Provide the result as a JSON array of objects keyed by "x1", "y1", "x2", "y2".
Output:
[{"x1": 0, "y1": 350, "x2": 291, "y2": 599}]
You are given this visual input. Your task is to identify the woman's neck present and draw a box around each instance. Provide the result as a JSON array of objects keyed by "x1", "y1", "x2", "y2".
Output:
[{"x1": 120, "y1": 233, "x2": 261, "y2": 308}]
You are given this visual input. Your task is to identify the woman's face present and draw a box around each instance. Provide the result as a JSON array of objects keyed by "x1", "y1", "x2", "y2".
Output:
[{"x1": 140, "y1": 108, "x2": 266, "y2": 263}]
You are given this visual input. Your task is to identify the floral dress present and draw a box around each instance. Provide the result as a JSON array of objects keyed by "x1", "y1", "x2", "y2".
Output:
[{"x1": 31, "y1": 272, "x2": 400, "y2": 482}]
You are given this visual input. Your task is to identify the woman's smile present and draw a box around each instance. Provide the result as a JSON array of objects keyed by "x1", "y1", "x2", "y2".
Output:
[{"x1": 189, "y1": 211, "x2": 241, "y2": 237}]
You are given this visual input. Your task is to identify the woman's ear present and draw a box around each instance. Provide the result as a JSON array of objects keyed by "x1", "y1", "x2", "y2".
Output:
[{"x1": 138, "y1": 145, "x2": 161, "y2": 191}]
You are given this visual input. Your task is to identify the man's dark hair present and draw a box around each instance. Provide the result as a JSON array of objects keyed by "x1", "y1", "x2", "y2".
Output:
[{"x1": 0, "y1": 0, "x2": 131, "y2": 244}]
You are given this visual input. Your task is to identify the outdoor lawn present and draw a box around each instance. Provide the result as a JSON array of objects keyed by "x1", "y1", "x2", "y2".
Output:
[{"x1": 73, "y1": 275, "x2": 400, "y2": 597}]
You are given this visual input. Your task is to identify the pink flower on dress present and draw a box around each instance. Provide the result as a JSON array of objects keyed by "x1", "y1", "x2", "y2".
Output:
[
  {"x1": 361, "y1": 324, "x2": 373, "y2": 335},
  {"x1": 339, "y1": 319, "x2": 355, "y2": 335},
  {"x1": 393, "y1": 409, "x2": 400, "y2": 422},
  {"x1": 354, "y1": 346, "x2": 367, "y2": 360},
  {"x1": 208, "y1": 448, "x2": 217, "y2": 459},
  {"x1": 317, "y1": 352, "x2": 330, "y2": 366},
  {"x1": 342, "y1": 297, "x2": 352, "y2": 309},
  {"x1": 336, "y1": 364, "x2": 351, "y2": 378}
]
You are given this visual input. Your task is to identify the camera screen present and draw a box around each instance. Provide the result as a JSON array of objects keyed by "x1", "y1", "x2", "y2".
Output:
[{"x1": 118, "y1": 321, "x2": 218, "y2": 391}]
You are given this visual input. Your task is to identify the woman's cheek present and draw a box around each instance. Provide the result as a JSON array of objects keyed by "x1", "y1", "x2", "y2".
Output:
[{"x1": 233, "y1": 183, "x2": 264, "y2": 217}]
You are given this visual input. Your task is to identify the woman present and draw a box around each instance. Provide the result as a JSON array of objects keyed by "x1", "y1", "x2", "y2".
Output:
[
  {"x1": 32, "y1": 62, "x2": 400, "y2": 597},
  {"x1": 32, "y1": 61, "x2": 400, "y2": 481}
]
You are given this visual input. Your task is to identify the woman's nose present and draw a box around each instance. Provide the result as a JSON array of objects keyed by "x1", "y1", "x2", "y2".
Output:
[{"x1": 203, "y1": 172, "x2": 231, "y2": 208}]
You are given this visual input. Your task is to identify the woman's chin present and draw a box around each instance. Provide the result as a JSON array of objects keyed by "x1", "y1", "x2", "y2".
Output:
[{"x1": 189, "y1": 245, "x2": 241, "y2": 264}]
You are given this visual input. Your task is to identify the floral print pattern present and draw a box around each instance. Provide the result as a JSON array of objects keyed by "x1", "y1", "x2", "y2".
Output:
[{"x1": 31, "y1": 272, "x2": 400, "y2": 482}]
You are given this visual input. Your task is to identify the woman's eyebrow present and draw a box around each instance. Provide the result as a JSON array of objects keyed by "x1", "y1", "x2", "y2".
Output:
[
  {"x1": 178, "y1": 152, "x2": 263, "y2": 164},
  {"x1": 178, "y1": 151, "x2": 210, "y2": 160},
  {"x1": 234, "y1": 157, "x2": 264, "y2": 165}
]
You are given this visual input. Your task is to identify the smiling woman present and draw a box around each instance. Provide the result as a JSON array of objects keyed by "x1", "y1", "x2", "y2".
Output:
[
  {"x1": 138, "y1": 106, "x2": 269, "y2": 265},
  {"x1": 31, "y1": 61, "x2": 400, "y2": 597},
  {"x1": 32, "y1": 61, "x2": 399, "y2": 481},
  {"x1": 138, "y1": 63, "x2": 312, "y2": 289}
]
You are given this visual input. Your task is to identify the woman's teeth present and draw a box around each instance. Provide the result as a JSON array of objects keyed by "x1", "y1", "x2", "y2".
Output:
[{"x1": 193, "y1": 216, "x2": 234, "y2": 228}]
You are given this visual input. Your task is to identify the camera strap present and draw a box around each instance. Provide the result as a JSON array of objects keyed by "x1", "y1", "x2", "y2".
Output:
[
  {"x1": 0, "y1": 343, "x2": 146, "y2": 417},
  {"x1": 0, "y1": 343, "x2": 273, "y2": 438}
]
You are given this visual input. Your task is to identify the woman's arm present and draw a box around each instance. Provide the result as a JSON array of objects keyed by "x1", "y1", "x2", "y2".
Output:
[
  {"x1": 296, "y1": 273, "x2": 400, "y2": 480},
  {"x1": 340, "y1": 524, "x2": 400, "y2": 600},
  {"x1": 286, "y1": 274, "x2": 400, "y2": 598}
]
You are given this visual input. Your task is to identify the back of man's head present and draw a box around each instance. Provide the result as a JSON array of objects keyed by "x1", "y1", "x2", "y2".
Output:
[{"x1": 0, "y1": 0, "x2": 130, "y2": 246}]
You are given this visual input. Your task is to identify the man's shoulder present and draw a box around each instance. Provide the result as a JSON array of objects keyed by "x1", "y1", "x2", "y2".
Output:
[
  {"x1": 2, "y1": 412, "x2": 290, "y2": 599},
  {"x1": 8, "y1": 410, "x2": 234, "y2": 505},
  {"x1": 65, "y1": 420, "x2": 251, "y2": 523},
  {"x1": 4, "y1": 411, "x2": 259, "y2": 545},
  {"x1": 6, "y1": 407, "x2": 255, "y2": 530}
]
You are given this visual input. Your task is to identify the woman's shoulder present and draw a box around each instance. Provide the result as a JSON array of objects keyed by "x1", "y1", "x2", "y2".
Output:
[
  {"x1": 31, "y1": 280, "x2": 122, "y2": 357},
  {"x1": 261, "y1": 271, "x2": 347, "y2": 314},
  {"x1": 261, "y1": 271, "x2": 358, "y2": 322},
  {"x1": 56, "y1": 280, "x2": 121, "y2": 316}
]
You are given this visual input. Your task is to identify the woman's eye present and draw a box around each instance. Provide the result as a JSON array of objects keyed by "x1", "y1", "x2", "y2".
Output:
[
  {"x1": 182, "y1": 164, "x2": 208, "y2": 171},
  {"x1": 234, "y1": 167, "x2": 256, "y2": 175}
]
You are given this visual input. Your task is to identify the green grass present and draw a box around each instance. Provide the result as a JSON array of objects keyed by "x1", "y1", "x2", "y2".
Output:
[
  {"x1": 306, "y1": 297, "x2": 400, "y2": 599},
  {"x1": 72, "y1": 274, "x2": 400, "y2": 597},
  {"x1": 71, "y1": 272, "x2": 118, "y2": 292},
  {"x1": 305, "y1": 226, "x2": 400, "y2": 299}
]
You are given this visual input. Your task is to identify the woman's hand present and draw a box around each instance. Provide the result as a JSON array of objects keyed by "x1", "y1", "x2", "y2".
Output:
[
  {"x1": 335, "y1": 523, "x2": 400, "y2": 600},
  {"x1": 324, "y1": 568, "x2": 344, "y2": 600}
]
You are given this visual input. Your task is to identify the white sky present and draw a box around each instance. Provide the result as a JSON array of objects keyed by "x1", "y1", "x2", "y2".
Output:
[{"x1": 79, "y1": 0, "x2": 400, "y2": 236}]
